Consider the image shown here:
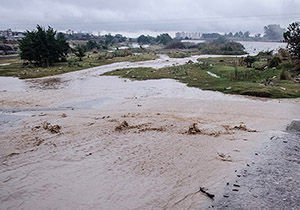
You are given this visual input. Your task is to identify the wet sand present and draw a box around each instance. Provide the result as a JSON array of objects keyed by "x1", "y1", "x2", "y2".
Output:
[{"x1": 1, "y1": 55, "x2": 300, "y2": 209}]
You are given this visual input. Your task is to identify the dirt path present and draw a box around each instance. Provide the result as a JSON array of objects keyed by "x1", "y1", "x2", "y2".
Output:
[{"x1": 1, "y1": 58, "x2": 300, "y2": 209}]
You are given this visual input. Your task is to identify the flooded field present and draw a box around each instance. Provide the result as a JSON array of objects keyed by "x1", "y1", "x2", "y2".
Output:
[
  {"x1": 181, "y1": 40, "x2": 286, "y2": 55},
  {"x1": 0, "y1": 54, "x2": 299, "y2": 209}
]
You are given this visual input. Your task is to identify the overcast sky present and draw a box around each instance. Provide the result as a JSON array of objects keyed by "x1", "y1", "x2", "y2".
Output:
[{"x1": 1, "y1": 0, "x2": 300, "y2": 36}]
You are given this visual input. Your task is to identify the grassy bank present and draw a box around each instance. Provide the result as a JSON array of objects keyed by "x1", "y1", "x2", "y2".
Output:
[
  {"x1": 0, "y1": 53, "x2": 157, "y2": 79},
  {"x1": 103, "y1": 57, "x2": 300, "y2": 98}
]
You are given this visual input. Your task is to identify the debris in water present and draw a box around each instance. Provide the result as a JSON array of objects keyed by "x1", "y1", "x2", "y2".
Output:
[
  {"x1": 188, "y1": 123, "x2": 201, "y2": 135},
  {"x1": 200, "y1": 187, "x2": 215, "y2": 200},
  {"x1": 233, "y1": 123, "x2": 257, "y2": 132},
  {"x1": 6, "y1": 150, "x2": 20, "y2": 157},
  {"x1": 115, "y1": 121, "x2": 129, "y2": 131},
  {"x1": 42, "y1": 121, "x2": 61, "y2": 134},
  {"x1": 217, "y1": 153, "x2": 232, "y2": 162},
  {"x1": 61, "y1": 113, "x2": 67, "y2": 118}
]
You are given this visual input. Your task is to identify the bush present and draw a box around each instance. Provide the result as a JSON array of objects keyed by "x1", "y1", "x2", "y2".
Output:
[
  {"x1": 244, "y1": 56, "x2": 257, "y2": 68},
  {"x1": 280, "y1": 69, "x2": 290, "y2": 80},
  {"x1": 198, "y1": 38, "x2": 246, "y2": 55},
  {"x1": 165, "y1": 41, "x2": 186, "y2": 49},
  {"x1": 268, "y1": 56, "x2": 281, "y2": 68}
]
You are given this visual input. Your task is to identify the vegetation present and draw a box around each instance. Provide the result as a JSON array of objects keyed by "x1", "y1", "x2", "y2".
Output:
[
  {"x1": 0, "y1": 51, "x2": 157, "y2": 79},
  {"x1": 19, "y1": 25, "x2": 69, "y2": 67},
  {"x1": 198, "y1": 37, "x2": 247, "y2": 55},
  {"x1": 103, "y1": 56, "x2": 300, "y2": 98},
  {"x1": 74, "y1": 45, "x2": 86, "y2": 61},
  {"x1": 167, "y1": 51, "x2": 191, "y2": 58},
  {"x1": 137, "y1": 33, "x2": 173, "y2": 45},
  {"x1": 284, "y1": 22, "x2": 300, "y2": 59}
]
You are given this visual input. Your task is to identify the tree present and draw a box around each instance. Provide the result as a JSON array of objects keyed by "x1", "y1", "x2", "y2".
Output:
[
  {"x1": 137, "y1": 35, "x2": 150, "y2": 44},
  {"x1": 74, "y1": 45, "x2": 86, "y2": 61},
  {"x1": 137, "y1": 35, "x2": 156, "y2": 45},
  {"x1": 156, "y1": 33, "x2": 173, "y2": 45},
  {"x1": 284, "y1": 22, "x2": 300, "y2": 59},
  {"x1": 86, "y1": 40, "x2": 99, "y2": 51},
  {"x1": 264, "y1": 24, "x2": 285, "y2": 41},
  {"x1": 244, "y1": 31, "x2": 250, "y2": 38},
  {"x1": 19, "y1": 25, "x2": 69, "y2": 67}
]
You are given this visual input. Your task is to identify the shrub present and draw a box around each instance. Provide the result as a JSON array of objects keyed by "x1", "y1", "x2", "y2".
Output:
[
  {"x1": 268, "y1": 56, "x2": 281, "y2": 68},
  {"x1": 280, "y1": 69, "x2": 290, "y2": 80}
]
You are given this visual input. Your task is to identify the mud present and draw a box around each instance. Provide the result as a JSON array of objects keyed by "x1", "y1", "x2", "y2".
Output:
[{"x1": 0, "y1": 55, "x2": 300, "y2": 209}]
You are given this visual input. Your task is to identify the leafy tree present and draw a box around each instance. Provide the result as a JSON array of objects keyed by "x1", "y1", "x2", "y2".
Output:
[
  {"x1": 104, "y1": 34, "x2": 114, "y2": 45},
  {"x1": 74, "y1": 45, "x2": 86, "y2": 61},
  {"x1": 137, "y1": 35, "x2": 150, "y2": 44},
  {"x1": 284, "y1": 22, "x2": 300, "y2": 58},
  {"x1": 86, "y1": 40, "x2": 99, "y2": 51},
  {"x1": 244, "y1": 31, "x2": 250, "y2": 38},
  {"x1": 19, "y1": 25, "x2": 69, "y2": 67},
  {"x1": 137, "y1": 35, "x2": 156, "y2": 45},
  {"x1": 264, "y1": 24, "x2": 285, "y2": 41},
  {"x1": 156, "y1": 33, "x2": 173, "y2": 45}
]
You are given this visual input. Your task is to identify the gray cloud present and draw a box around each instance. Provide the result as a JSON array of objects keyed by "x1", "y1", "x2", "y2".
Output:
[{"x1": 1, "y1": 0, "x2": 299, "y2": 35}]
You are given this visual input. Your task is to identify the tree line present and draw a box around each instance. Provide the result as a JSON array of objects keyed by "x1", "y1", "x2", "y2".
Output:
[{"x1": 18, "y1": 23, "x2": 300, "y2": 67}]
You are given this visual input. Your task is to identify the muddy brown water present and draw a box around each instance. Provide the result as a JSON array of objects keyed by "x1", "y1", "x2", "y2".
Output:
[{"x1": 0, "y1": 54, "x2": 299, "y2": 210}]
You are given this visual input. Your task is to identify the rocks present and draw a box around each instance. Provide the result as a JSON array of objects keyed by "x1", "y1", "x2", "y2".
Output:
[{"x1": 287, "y1": 120, "x2": 300, "y2": 132}]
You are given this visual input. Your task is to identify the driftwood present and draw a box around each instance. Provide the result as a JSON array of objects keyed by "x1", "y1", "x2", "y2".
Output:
[{"x1": 200, "y1": 187, "x2": 215, "y2": 200}]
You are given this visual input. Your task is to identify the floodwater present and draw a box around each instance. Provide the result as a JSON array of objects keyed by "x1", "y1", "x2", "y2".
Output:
[
  {"x1": 0, "y1": 54, "x2": 299, "y2": 210},
  {"x1": 181, "y1": 40, "x2": 286, "y2": 55}
]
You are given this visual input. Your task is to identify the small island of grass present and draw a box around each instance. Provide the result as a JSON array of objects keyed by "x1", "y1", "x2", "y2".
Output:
[{"x1": 103, "y1": 54, "x2": 300, "y2": 98}]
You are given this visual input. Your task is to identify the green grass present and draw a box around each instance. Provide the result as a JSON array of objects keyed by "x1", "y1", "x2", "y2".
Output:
[
  {"x1": 103, "y1": 57, "x2": 300, "y2": 98},
  {"x1": 167, "y1": 51, "x2": 191, "y2": 58},
  {"x1": 0, "y1": 53, "x2": 157, "y2": 79}
]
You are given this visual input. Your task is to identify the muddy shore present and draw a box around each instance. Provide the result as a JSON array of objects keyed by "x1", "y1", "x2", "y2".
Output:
[{"x1": 1, "y1": 56, "x2": 300, "y2": 209}]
